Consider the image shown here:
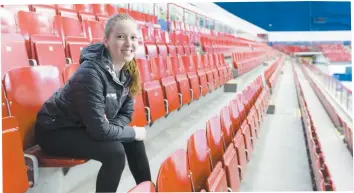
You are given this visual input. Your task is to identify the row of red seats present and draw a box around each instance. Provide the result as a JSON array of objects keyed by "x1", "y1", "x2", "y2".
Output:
[
  {"x1": 293, "y1": 63, "x2": 336, "y2": 191},
  {"x1": 316, "y1": 44, "x2": 351, "y2": 63},
  {"x1": 264, "y1": 56, "x2": 285, "y2": 89},
  {"x1": 128, "y1": 56, "x2": 286, "y2": 192},
  {"x1": 2, "y1": 55, "x2": 276, "y2": 193},
  {"x1": 300, "y1": 61, "x2": 353, "y2": 153},
  {"x1": 2, "y1": 4, "x2": 157, "y2": 25},
  {"x1": 131, "y1": 73, "x2": 271, "y2": 192},
  {"x1": 232, "y1": 51, "x2": 278, "y2": 76}
]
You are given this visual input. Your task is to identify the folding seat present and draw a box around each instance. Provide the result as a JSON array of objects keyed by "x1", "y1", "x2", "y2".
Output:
[
  {"x1": 167, "y1": 44, "x2": 177, "y2": 57},
  {"x1": 220, "y1": 106, "x2": 234, "y2": 147},
  {"x1": 53, "y1": 15, "x2": 90, "y2": 64},
  {"x1": 128, "y1": 181, "x2": 156, "y2": 192},
  {"x1": 187, "y1": 129, "x2": 213, "y2": 191},
  {"x1": 206, "y1": 161, "x2": 229, "y2": 192},
  {"x1": 92, "y1": 4, "x2": 112, "y2": 22},
  {"x1": 246, "y1": 110, "x2": 257, "y2": 144},
  {"x1": 62, "y1": 63, "x2": 80, "y2": 82},
  {"x1": 207, "y1": 54, "x2": 221, "y2": 87},
  {"x1": 155, "y1": 56, "x2": 181, "y2": 112},
  {"x1": 170, "y1": 56, "x2": 192, "y2": 105},
  {"x1": 129, "y1": 94, "x2": 149, "y2": 127},
  {"x1": 82, "y1": 20, "x2": 104, "y2": 44},
  {"x1": 214, "y1": 53, "x2": 228, "y2": 83},
  {"x1": 201, "y1": 54, "x2": 216, "y2": 91},
  {"x1": 222, "y1": 144, "x2": 241, "y2": 191},
  {"x1": 156, "y1": 149, "x2": 193, "y2": 192},
  {"x1": 206, "y1": 115, "x2": 225, "y2": 168},
  {"x1": 56, "y1": 4, "x2": 79, "y2": 19},
  {"x1": 192, "y1": 54, "x2": 209, "y2": 96},
  {"x1": 181, "y1": 55, "x2": 201, "y2": 100},
  {"x1": 136, "y1": 58, "x2": 166, "y2": 122},
  {"x1": 2, "y1": 116, "x2": 30, "y2": 193},
  {"x1": 229, "y1": 99, "x2": 241, "y2": 134},
  {"x1": 75, "y1": 4, "x2": 96, "y2": 21},
  {"x1": 3, "y1": 66, "x2": 88, "y2": 167},
  {"x1": 1, "y1": 33, "x2": 33, "y2": 78},
  {"x1": 240, "y1": 120, "x2": 253, "y2": 161},
  {"x1": 233, "y1": 129, "x2": 248, "y2": 180}
]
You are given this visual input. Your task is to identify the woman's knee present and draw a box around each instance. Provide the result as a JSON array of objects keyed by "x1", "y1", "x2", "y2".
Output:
[{"x1": 96, "y1": 141, "x2": 126, "y2": 167}]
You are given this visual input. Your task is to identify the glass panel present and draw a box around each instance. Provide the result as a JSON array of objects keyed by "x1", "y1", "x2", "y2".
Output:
[{"x1": 169, "y1": 4, "x2": 183, "y2": 22}]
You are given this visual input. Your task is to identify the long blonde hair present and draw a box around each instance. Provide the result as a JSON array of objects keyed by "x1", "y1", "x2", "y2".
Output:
[{"x1": 104, "y1": 13, "x2": 141, "y2": 96}]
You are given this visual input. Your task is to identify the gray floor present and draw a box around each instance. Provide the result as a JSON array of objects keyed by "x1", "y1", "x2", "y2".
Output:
[
  {"x1": 239, "y1": 61, "x2": 313, "y2": 192},
  {"x1": 116, "y1": 62, "x2": 271, "y2": 192},
  {"x1": 295, "y1": 63, "x2": 354, "y2": 191}
]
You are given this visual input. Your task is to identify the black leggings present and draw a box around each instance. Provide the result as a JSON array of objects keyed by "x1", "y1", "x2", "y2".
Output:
[{"x1": 36, "y1": 128, "x2": 151, "y2": 193}]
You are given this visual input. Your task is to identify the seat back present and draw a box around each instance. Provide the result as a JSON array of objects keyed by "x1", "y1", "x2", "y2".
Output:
[
  {"x1": 2, "y1": 116, "x2": 29, "y2": 193},
  {"x1": 156, "y1": 149, "x2": 193, "y2": 192},
  {"x1": 128, "y1": 181, "x2": 156, "y2": 192},
  {"x1": 0, "y1": 7, "x2": 17, "y2": 33},
  {"x1": 206, "y1": 115, "x2": 225, "y2": 168},
  {"x1": 187, "y1": 129, "x2": 212, "y2": 192},
  {"x1": 63, "y1": 63, "x2": 80, "y2": 82},
  {"x1": 1, "y1": 33, "x2": 30, "y2": 78},
  {"x1": 220, "y1": 106, "x2": 234, "y2": 147},
  {"x1": 229, "y1": 99, "x2": 241, "y2": 133},
  {"x1": 129, "y1": 94, "x2": 148, "y2": 127},
  {"x1": 82, "y1": 20, "x2": 104, "y2": 43},
  {"x1": 3, "y1": 66, "x2": 63, "y2": 149},
  {"x1": 17, "y1": 10, "x2": 54, "y2": 39},
  {"x1": 206, "y1": 162, "x2": 228, "y2": 192}
]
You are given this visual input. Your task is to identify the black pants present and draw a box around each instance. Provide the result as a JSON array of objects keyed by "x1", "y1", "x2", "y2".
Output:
[{"x1": 36, "y1": 128, "x2": 152, "y2": 193}]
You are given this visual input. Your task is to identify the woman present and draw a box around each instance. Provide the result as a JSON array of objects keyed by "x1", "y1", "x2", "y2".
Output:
[{"x1": 34, "y1": 14, "x2": 151, "y2": 192}]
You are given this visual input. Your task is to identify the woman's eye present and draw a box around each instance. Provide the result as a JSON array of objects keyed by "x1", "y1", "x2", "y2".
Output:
[
  {"x1": 117, "y1": 35, "x2": 124, "y2": 39},
  {"x1": 131, "y1": 36, "x2": 137, "y2": 40}
]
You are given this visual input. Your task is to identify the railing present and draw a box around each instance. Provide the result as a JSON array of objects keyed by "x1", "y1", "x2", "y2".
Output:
[{"x1": 301, "y1": 60, "x2": 352, "y2": 116}]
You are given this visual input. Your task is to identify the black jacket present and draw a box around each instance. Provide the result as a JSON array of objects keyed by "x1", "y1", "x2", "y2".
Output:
[{"x1": 35, "y1": 43, "x2": 136, "y2": 142}]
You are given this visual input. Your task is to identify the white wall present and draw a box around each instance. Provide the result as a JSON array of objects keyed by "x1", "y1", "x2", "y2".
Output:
[{"x1": 268, "y1": 31, "x2": 352, "y2": 42}]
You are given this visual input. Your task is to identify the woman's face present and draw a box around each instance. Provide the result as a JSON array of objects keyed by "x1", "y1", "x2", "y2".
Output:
[{"x1": 104, "y1": 19, "x2": 139, "y2": 65}]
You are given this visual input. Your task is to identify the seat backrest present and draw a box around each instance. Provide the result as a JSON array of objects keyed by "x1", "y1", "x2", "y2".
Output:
[
  {"x1": 63, "y1": 63, "x2": 80, "y2": 82},
  {"x1": 31, "y1": 4, "x2": 57, "y2": 18},
  {"x1": 181, "y1": 55, "x2": 197, "y2": 73},
  {"x1": 136, "y1": 58, "x2": 152, "y2": 84},
  {"x1": 187, "y1": 129, "x2": 212, "y2": 192},
  {"x1": 220, "y1": 106, "x2": 234, "y2": 146},
  {"x1": 75, "y1": 4, "x2": 94, "y2": 14},
  {"x1": 92, "y1": 4, "x2": 109, "y2": 16},
  {"x1": 229, "y1": 99, "x2": 241, "y2": 133},
  {"x1": 3, "y1": 66, "x2": 63, "y2": 149},
  {"x1": 128, "y1": 181, "x2": 156, "y2": 192},
  {"x1": 82, "y1": 20, "x2": 104, "y2": 43},
  {"x1": 54, "y1": 15, "x2": 85, "y2": 40},
  {"x1": 170, "y1": 56, "x2": 186, "y2": 75},
  {"x1": 158, "y1": 56, "x2": 175, "y2": 78},
  {"x1": 206, "y1": 115, "x2": 225, "y2": 168},
  {"x1": 17, "y1": 10, "x2": 54, "y2": 40},
  {"x1": 56, "y1": 4, "x2": 78, "y2": 19},
  {"x1": 129, "y1": 94, "x2": 148, "y2": 127},
  {"x1": 1, "y1": 33, "x2": 30, "y2": 78},
  {"x1": 156, "y1": 149, "x2": 193, "y2": 192},
  {"x1": 2, "y1": 116, "x2": 29, "y2": 193},
  {"x1": 30, "y1": 35, "x2": 67, "y2": 74},
  {"x1": 145, "y1": 43, "x2": 158, "y2": 58},
  {"x1": 0, "y1": 7, "x2": 17, "y2": 33},
  {"x1": 206, "y1": 162, "x2": 228, "y2": 192}
]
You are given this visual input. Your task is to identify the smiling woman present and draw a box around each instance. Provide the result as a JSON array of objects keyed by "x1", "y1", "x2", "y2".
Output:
[{"x1": 33, "y1": 13, "x2": 151, "y2": 193}]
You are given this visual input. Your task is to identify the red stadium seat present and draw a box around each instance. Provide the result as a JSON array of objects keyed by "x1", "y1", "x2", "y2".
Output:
[
  {"x1": 56, "y1": 4, "x2": 78, "y2": 19},
  {"x1": 192, "y1": 54, "x2": 209, "y2": 96},
  {"x1": 1, "y1": 33, "x2": 31, "y2": 78},
  {"x1": 206, "y1": 115, "x2": 225, "y2": 168},
  {"x1": 128, "y1": 181, "x2": 156, "y2": 192},
  {"x1": 229, "y1": 99, "x2": 242, "y2": 134},
  {"x1": 2, "y1": 84, "x2": 10, "y2": 117},
  {"x1": 201, "y1": 54, "x2": 216, "y2": 91},
  {"x1": 187, "y1": 129, "x2": 212, "y2": 191},
  {"x1": 136, "y1": 58, "x2": 166, "y2": 122},
  {"x1": 62, "y1": 63, "x2": 80, "y2": 82},
  {"x1": 82, "y1": 20, "x2": 104, "y2": 44},
  {"x1": 0, "y1": 7, "x2": 17, "y2": 33},
  {"x1": 220, "y1": 106, "x2": 234, "y2": 147},
  {"x1": 170, "y1": 56, "x2": 192, "y2": 105},
  {"x1": 233, "y1": 129, "x2": 247, "y2": 180},
  {"x1": 206, "y1": 162, "x2": 229, "y2": 192},
  {"x1": 181, "y1": 55, "x2": 201, "y2": 100},
  {"x1": 2, "y1": 116, "x2": 30, "y2": 193},
  {"x1": 3, "y1": 66, "x2": 88, "y2": 167},
  {"x1": 222, "y1": 144, "x2": 241, "y2": 191},
  {"x1": 129, "y1": 94, "x2": 149, "y2": 127},
  {"x1": 207, "y1": 54, "x2": 221, "y2": 88},
  {"x1": 240, "y1": 120, "x2": 253, "y2": 161},
  {"x1": 156, "y1": 149, "x2": 193, "y2": 192},
  {"x1": 31, "y1": 4, "x2": 57, "y2": 19},
  {"x1": 53, "y1": 15, "x2": 90, "y2": 63},
  {"x1": 75, "y1": 4, "x2": 96, "y2": 21}
]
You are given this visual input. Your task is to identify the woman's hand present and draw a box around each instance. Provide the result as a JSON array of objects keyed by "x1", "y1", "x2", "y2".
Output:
[{"x1": 133, "y1": 126, "x2": 146, "y2": 141}]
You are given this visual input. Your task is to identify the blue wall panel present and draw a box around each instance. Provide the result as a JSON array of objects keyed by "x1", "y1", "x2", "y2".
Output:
[{"x1": 216, "y1": 1, "x2": 351, "y2": 31}]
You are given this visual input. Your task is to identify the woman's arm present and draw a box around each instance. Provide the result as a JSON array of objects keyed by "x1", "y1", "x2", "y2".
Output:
[
  {"x1": 69, "y1": 64, "x2": 136, "y2": 141},
  {"x1": 109, "y1": 94, "x2": 134, "y2": 127}
]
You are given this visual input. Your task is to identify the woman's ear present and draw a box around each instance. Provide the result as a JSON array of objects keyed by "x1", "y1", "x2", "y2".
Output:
[{"x1": 103, "y1": 36, "x2": 108, "y2": 47}]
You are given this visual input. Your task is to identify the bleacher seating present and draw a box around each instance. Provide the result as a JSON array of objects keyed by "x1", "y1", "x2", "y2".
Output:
[
  {"x1": 1, "y1": 3, "x2": 284, "y2": 193},
  {"x1": 316, "y1": 44, "x2": 351, "y2": 63}
]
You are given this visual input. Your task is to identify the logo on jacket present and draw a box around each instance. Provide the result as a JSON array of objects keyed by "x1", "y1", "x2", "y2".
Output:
[
  {"x1": 122, "y1": 87, "x2": 129, "y2": 97},
  {"x1": 107, "y1": 93, "x2": 117, "y2": 100}
]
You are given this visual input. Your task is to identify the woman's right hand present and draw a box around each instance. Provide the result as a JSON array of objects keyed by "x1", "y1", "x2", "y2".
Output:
[{"x1": 133, "y1": 126, "x2": 146, "y2": 141}]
